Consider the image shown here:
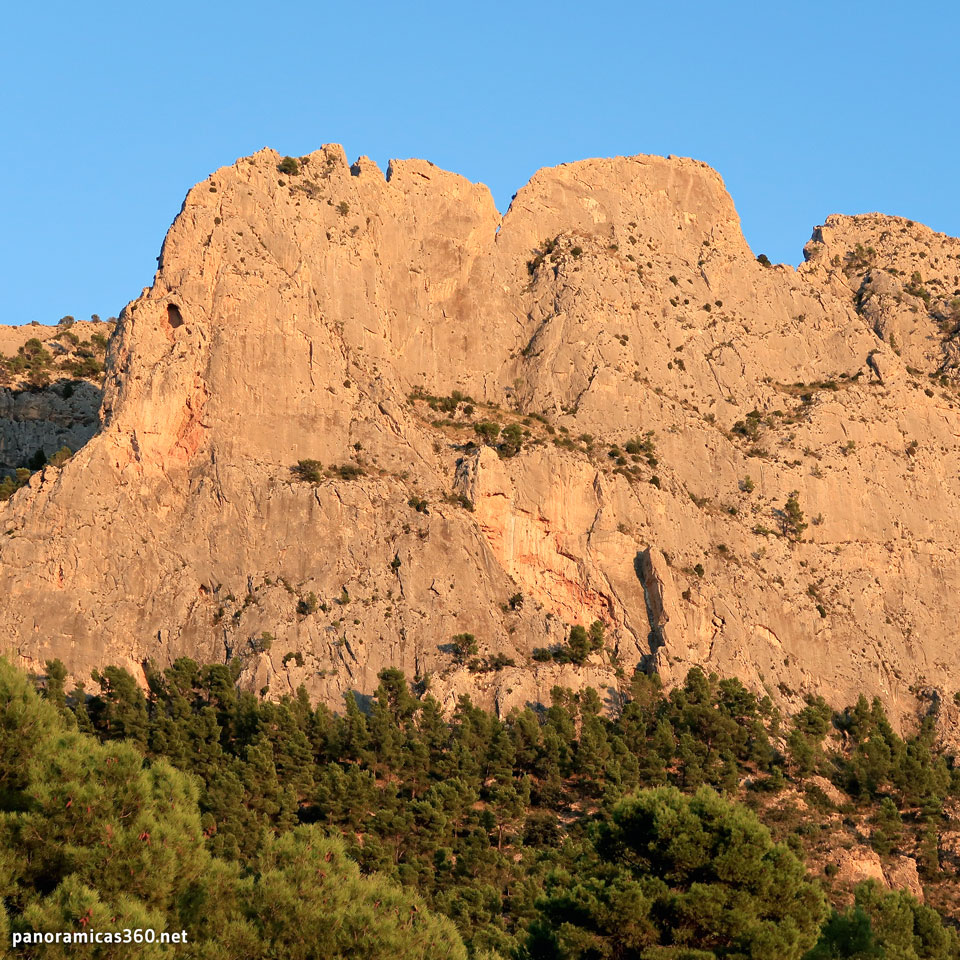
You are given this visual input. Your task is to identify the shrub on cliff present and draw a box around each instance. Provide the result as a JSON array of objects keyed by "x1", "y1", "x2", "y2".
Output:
[
  {"x1": 498, "y1": 423, "x2": 524, "y2": 458},
  {"x1": 291, "y1": 459, "x2": 323, "y2": 483},
  {"x1": 60, "y1": 356, "x2": 103, "y2": 378},
  {"x1": 782, "y1": 490, "x2": 808, "y2": 541},
  {"x1": 474, "y1": 421, "x2": 501, "y2": 443},
  {"x1": 533, "y1": 622, "x2": 605, "y2": 666},
  {"x1": 450, "y1": 632, "x2": 478, "y2": 664},
  {"x1": 0, "y1": 468, "x2": 31, "y2": 501},
  {"x1": 48, "y1": 446, "x2": 72, "y2": 468}
]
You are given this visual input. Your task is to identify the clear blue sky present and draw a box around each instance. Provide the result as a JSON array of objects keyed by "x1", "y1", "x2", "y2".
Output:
[{"x1": 2, "y1": 1, "x2": 958, "y2": 325}]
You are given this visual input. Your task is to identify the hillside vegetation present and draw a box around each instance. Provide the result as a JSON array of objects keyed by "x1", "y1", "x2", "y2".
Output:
[{"x1": 3, "y1": 657, "x2": 960, "y2": 957}]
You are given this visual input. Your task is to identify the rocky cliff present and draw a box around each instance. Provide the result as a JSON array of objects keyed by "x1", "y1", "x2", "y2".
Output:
[
  {"x1": 2, "y1": 146, "x2": 960, "y2": 726},
  {"x1": 0, "y1": 320, "x2": 110, "y2": 475}
]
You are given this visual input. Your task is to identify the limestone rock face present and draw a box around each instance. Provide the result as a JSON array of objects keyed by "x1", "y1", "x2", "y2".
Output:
[
  {"x1": 2, "y1": 146, "x2": 960, "y2": 723},
  {"x1": 832, "y1": 848, "x2": 924, "y2": 901}
]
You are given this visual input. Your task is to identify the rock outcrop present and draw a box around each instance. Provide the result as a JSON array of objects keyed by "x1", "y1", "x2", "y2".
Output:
[
  {"x1": 2, "y1": 146, "x2": 960, "y2": 724},
  {"x1": 832, "y1": 848, "x2": 924, "y2": 902}
]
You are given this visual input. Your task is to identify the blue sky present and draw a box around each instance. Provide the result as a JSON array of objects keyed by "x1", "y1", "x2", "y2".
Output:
[{"x1": 2, "y1": 1, "x2": 958, "y2": 325}]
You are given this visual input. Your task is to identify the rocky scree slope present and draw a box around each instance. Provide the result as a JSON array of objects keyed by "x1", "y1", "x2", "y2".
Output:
[{"x1": 2, "y1": 146, "x2": 960, "y2": 727}]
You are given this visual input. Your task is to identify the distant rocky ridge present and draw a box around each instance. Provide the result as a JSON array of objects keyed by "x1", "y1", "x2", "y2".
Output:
[
  {"x1": 2, "y1": 146, "x2": 960, "y2": 732},
  {"x1": 0, "y1": 320, "x2": 111, "y2": 477}
]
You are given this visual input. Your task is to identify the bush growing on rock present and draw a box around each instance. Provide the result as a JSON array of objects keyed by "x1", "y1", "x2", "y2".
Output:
[
  {"x1": 783, "y1": 490, "x2": 808, "y2": 541},
  {"x1": 291, "y1": 459, "x2": 323, "y2": 483},
  {"x1": 249, "y1": 632, "x2": 274, "y2": 654},
  {"x1": 330, "y1": 463, "x2": 365, "y2": 479},
  {"x1": 296, "y1": 592, "x2": 319, "y2": 616},
  {"x1": 60, "y1": 356, "x2": 103, "y2": 378},
  {"x1": 533, "y1": 622, "x2": 605, "y2": 666},
  {"x1": 48, "y1": 446, "x2": 72, "y2": 468},
  {"x1": 474, "y1": 421, "x2": 501, "y2": 443},
  {"x1": 498, "y1": 423, "x2": 524, "y2": 458},
  {"x1": 450, "y1": 632, "x2": 478, "y2": 664},
  {"x1": 0, "y1": 468, "x2": 31, "y2": 501}
]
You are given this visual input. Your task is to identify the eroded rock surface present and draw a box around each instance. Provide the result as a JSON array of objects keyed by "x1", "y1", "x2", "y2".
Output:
[{"x1": 2, "y1": 147, "x2": 960, "y2": 723}]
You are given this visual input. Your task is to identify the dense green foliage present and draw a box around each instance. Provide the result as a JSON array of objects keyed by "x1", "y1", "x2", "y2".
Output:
[
  {"x1": 809, "y1": 882, "x2": 959, "y2": 960},
  {"x1": 0, "y1": 659, "x2": 466, "y2": 959},
  {"x1": 528, "y1": 786, "x2": 826, "y2": 959},
  {"x1": 3, "y1": 654, "x2": 960, "y2": 957}
]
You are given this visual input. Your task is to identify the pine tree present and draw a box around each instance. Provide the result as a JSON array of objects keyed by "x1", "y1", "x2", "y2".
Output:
[
  {"x1": 0, "y1": 659, "x2": 468, "y2": 960},
  {"x1": 530, "y1": 786, "x2": 826, "y2": 960},
  {"x1": 783, "y1": 490, "x2": 808, "y2": 540},
  {"x1": 565, "y1": 625, "x2": 592, "y2": 663},
  {"x1": 487, "y1": 778, "x2": 529, "y2": 851},
  {"x1": 451, "y1": 633, "x2": 478, "y2": 665},
  {"x1": 508, "y1": 706, "x2": 542, "y2": 772},
  {"x1": 41, "y1": 658, "x2": 70, "y2": 715},
  {"x1": 807, "y1": 882, "x2": 960, "y2": 959},
  {"x1": 336, "y1": 690, "x2": 372, "y2": 764},
  {"x1": 870, "y1": 797, "x2": 903, "y2": 857},
  {"x1": 88, "y1": 665, "x2": 150, "y2": 748}
]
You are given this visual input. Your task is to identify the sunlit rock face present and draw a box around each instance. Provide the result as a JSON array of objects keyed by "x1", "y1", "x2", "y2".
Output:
[{"x1": 3, "y1": 145, "x2": 960, "y2": 731}]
